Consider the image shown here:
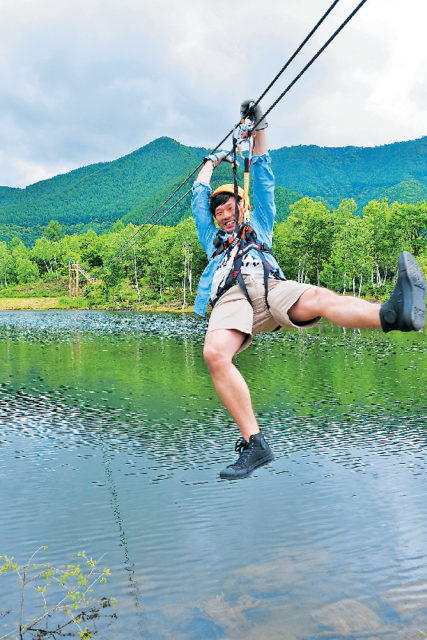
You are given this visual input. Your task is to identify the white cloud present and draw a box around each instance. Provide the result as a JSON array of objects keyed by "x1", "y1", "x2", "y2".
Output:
[
  {"x1": 0, "y1": 150, "x2": 73, "y2": 189},
  {"x1": 0, "y1": 0, "x2": 426, "y2": 186}
]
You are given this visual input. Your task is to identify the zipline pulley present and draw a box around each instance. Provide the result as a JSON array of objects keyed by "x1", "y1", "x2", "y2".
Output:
[{"x1": 232, "y1": 115, "x2": 254, "y2": 225}]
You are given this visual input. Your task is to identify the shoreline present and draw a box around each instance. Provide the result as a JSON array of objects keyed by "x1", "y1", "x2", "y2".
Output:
[
  {"x1": 0, "y1": 293, "x2": 385, "y2": 314},
  {"x1": 0, "y1": 297, "x2": 195, "y2": 313}
]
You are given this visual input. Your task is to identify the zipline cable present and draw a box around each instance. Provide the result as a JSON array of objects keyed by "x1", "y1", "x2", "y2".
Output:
[
  {"x1": 103, "y1": 0, "x2": 345, "y2": 267},
  {"x1": 119, "y1": 186, "x2": 193, "y2": 259},
  {"x1": 104, "y1": 0, "x2": 368, "y2": 270},
  {"x1": 253, "y1": 0, "x2": 369, "y2": 129},
  {"x1": 103, "y1": 128, "x2": 234, "y2": 267},
  {"x1": 251, "y1": 0, "x2": 341, "y2": 110}
]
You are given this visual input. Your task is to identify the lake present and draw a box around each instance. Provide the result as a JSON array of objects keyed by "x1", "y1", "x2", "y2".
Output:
[{"x1": 0, "y1": 310, "x2": 426, "y2": 639}]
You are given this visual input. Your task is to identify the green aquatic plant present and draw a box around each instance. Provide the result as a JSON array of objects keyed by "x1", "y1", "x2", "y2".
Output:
[{"x1": 0, "y1": 547, "x2": 116, "y2": 639}]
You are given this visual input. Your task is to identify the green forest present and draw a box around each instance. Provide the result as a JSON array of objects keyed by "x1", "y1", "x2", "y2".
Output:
[
  {"x1": 0, "y1": 196, "x2": 425, "y2": 309},
  {"x1": 0, "y1": 135, "x2": 426, "y2": 246}
]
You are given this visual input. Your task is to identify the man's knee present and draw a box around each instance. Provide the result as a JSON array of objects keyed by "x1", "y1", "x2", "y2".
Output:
[
  {"x1": 290, "y1": 286, "x2": 336, "y2": 321},
  {"x1": 203, "y1": 340, "x2": 230, "y2": 372},
  {"x1": 204, "y1": 329, "x2": 246, "y2": 371},
  {"x1": 303, "y1": 286, "x2": 337, "y2": 308}
]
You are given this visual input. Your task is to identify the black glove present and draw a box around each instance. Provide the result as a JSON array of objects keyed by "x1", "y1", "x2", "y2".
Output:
[{"x1": 240, "y1": 99, "x2": 268, "y2": 130}]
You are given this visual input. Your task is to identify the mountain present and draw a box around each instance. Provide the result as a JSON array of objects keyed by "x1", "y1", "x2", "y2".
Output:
[
  {"x1": 0, "y1": 135, "x2": 425, "y2": 245},
  {"x1": 269, "y1": 136, "x2": 427, "y2": 207},
  {"x1": 375, "y1": 178, "x2": 427, "y2": 204},
  {"x1": 0, "y1": 138, "x2": 200, "y2": 241}
]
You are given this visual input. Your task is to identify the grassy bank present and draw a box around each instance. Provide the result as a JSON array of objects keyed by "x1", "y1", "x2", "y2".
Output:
[
  {"x1": 0, "y1": 297, "x2": 195, "y2": 313},
  {"x1": 0, "y1": 297, "x2": 61, "y2": 310},
  {"x1": 0, "y1": 279, "x2": 196, "y2": 312},
  {"x1": 0, "y1": 279, "x2": 66, "y2": 299}
]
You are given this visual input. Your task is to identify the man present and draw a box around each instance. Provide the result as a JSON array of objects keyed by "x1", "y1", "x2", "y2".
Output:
[{"x1": 191, "y1": 99, "x2": 426, "y2": 480}]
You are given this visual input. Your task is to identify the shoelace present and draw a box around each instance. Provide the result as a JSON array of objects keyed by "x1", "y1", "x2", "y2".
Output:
[
  {"x1": 232, "y1": 438, "x2": 255, "y2": 468},
  {"x1": 235, "y1": 437, "x2": 249, "y2": 455}
]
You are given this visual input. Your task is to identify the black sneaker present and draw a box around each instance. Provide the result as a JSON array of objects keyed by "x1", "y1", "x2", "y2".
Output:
[
  {"x1": 380, "y1": 251, "x2": 426, "y2": 332},
  {"x1": 219, "y1": 432, "x2": 274, "y2": 480}
]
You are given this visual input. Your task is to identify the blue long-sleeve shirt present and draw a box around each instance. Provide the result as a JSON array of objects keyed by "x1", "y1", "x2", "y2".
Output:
[{"x1": 191, "y1": 152, "x2": 285, "y2": 316}]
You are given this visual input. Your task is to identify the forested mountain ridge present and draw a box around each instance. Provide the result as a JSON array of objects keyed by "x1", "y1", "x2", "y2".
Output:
[
  {"x1": 269, "y1": 136, "x2": 427, "y2": 206},
  {"x1": 0, "y1": 138, "x2": 200, "y2": 240},
  {"x1": 1, "y1": 135, "x2": 426, "y2": 245}
]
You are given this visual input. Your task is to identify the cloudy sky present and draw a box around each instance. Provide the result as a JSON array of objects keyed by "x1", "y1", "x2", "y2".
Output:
[{"x1": 1, "y1": 0, "x2": 426, "y2": 188}]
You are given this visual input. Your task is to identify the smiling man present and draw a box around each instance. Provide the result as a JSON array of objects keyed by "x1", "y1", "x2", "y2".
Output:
[{"x1": 191, "y1": 100, "x2": 426, "y2": 481}]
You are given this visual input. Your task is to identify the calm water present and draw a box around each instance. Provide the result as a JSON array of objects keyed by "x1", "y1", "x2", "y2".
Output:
[{"x1": 0, "y1": 310, "x2": 426, "y2": 639}]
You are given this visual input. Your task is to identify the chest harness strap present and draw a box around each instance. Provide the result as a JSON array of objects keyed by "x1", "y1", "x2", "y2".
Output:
[{"x1": 209, "y1": 224, "x2": 285, "y2": 309}]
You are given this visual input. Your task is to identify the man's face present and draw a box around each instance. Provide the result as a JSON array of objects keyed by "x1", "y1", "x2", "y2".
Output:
[{"x1": 214, "y1": 196, "x2": 237, "y2": 234}]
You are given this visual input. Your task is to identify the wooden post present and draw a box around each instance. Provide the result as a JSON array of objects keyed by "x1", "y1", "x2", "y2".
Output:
[{"x1": 68, "y1": 261, "x2": 97, "y2": 296}]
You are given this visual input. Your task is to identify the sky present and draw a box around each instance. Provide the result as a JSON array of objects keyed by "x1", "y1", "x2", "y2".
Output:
[{"x1": 1, "y1": 0, "x2": 426, "y2": 188}]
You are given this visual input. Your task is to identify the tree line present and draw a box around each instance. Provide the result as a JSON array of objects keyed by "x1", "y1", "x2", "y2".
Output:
[
  {"x1": 1, "y1": 136, "x2": 426, "y2": 247},
  {"x1": 0, "y1": 198, "x2": 425, "y2": 305}
]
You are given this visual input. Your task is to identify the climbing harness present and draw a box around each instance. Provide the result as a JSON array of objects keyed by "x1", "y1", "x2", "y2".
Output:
[
  {"x1": 209, "y1": 223, "x2": 284, "y2": 309},
  {"x1": 209, "y1": 113, "x2": 285, "y2": 309}
]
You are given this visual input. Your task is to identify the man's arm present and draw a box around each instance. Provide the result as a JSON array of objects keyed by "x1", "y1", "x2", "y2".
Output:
[
  {"x1": 195, "y1": 158, "x2": 214, "y2": 185},
  {"x1": 192, "y1": 152, "x2": 232, "y2": 253},
  {"x1": 252, "y1": 129, "x2": 268, "y2": 157},
  {"x1": 240, "y1": 100, "x2": 275, "y2": 244},
  {"x1": 240, "y1": 99, "x2": 268, "y2": 157},
  {"x1": 195, "y1": 150, "x2": 232, "y2": 185}
]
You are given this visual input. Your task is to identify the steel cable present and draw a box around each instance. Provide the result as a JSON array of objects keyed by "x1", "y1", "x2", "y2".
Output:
[
  {"x1": 253, "y1": 0, "x2": 368, "y2": 130},
  {"x1": 251, "y1": 0, "x2": 341, "y2": 110},
  {"x1": 103, "y1": 128, "x2": 234, "y2": 267},
  {"x1": 103, "y1": 0, "x2": 367, "y2": 270}
]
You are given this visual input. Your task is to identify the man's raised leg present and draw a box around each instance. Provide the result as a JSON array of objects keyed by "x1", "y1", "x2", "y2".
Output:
[
  {"x1": 288, "y1": 287, "x2": 381, "y2": 328},
  {"x1": 289, "y1": 252, "x2": 426, "y2": 332}
]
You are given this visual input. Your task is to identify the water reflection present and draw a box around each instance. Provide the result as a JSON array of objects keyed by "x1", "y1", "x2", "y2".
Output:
[
  {"x1": 0, "y1": 377, "x2": 425, "y2": 478},
  {"x1": 0, "y1": 311, "x2": 426, "y2": 639},
  {"x1": 102, "y1": 447, "x2": 147, "y2": 637}
]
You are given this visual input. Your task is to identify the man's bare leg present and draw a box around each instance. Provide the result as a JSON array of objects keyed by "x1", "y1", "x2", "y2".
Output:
[
  {"x1": 289, "y1": 287, "x2": 381, "y2": 328},
  {"x1": 289, "y1": 252, "x2": 426, "y2": 331},
  {"x1": 204, "y1": 328, "x2": 274, "y2": 479},
  {"x1": 203, "y1": 328, "x2": 260, "y2": 442}
]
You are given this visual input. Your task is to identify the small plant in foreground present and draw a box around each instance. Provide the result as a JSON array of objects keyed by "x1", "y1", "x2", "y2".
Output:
[{"x1": 0, "y1": 547, "x2": 116, "y2": 639}]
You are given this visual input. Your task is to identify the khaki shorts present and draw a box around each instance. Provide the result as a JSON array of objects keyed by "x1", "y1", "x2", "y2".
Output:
[{"x1": 207, "y1": 277, "x2": 321, "y2": 352}]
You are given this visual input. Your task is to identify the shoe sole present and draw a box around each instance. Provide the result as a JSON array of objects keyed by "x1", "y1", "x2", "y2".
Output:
[
  {"x1": 399, "y1": 251, "x2": 426, "y2": 331},
  {"x1": 219, "y1": 452, "x2": 274, "y2": 480}
]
